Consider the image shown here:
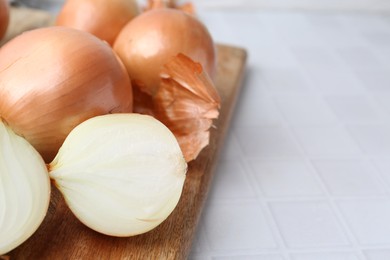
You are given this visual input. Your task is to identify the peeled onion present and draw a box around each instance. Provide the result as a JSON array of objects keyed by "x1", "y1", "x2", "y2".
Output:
[
  {"x1": 0, "y1": 120, "x2": 51, "y2": 255},
  {"x1": 49, "y1": 113, "x2": 187, "y2": 237},
  {"x1": 113, "y1": 8, "x2": 216, "y2": 96},
  {"x1": 0, "y1": 26, "x2": 133, "y2": 162},
  {"x1": 0, "y1": 0, "x2": 9, "y2": 40},
  {"x1": 56, "y1": 0, "x2": 140, "y2": 45}
]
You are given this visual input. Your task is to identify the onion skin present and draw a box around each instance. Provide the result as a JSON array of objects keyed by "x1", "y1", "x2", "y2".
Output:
[
  {"x1": 0, "y1": 27, "x2": 133, "y2": 162},
  {"x1": 0, "y1": 0, "x2": 9, "y2": 40},
  {"x1": 56, "y1": 0, "x2": 139, "y2": 45},
  {"x1": 144, "y1": 0, "x2": 194, "y2": 14},
  {"x1": 113, "y1": 8, "x2": 216, "y2": 96}
]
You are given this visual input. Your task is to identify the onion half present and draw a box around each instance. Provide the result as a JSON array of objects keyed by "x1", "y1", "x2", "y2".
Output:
[
  {"x1": 0, "y1": 27, "x2": 133, "y2": 162},
  {"x1": 0, "y1": 120, "x2": 51, "y2": 255},
  {"x1": 49, "y1": 114, "x2": 187, "y2": 237}
]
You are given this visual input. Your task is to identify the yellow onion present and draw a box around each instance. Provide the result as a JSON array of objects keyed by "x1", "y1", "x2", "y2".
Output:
[
  {"x1": 144, "y1": 0, "x2": 194, "y2": 14},
  {"x1": 113, "y1": 8, "x2": 216, "y2": 96},
  {"x1": 113, "y1": 9, "x2": 220, "y2": 162},
  {"x1": 0, "y1": 26, "x2": 133, "y2": 162},
  {"x1": 56, "y1": 0, "x2": 140, "y2": 45},
  {"x1": 0, "y1": 0, "x2": 9, "y2": 40}
]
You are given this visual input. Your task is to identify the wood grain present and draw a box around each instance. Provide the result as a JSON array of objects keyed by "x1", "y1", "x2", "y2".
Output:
[{"x1": 2, "y1": 7, "x2": 247, "y2": 260}]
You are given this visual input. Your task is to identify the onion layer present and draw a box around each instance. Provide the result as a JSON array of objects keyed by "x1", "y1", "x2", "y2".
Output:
[
  {"x1": 49, "y1": 114, "x2": 187, "y2": 237},
  {"x1": 0, "y1": 27, "x2": 133, "y2": 162},
  {"x1": 0, "y1": 0, "x2": 9, "y2": 40},
  {"x1": 56, "y1": 0, "x2": 140, "y2": 45},
  {"x1": 113, "y1": 8, "x2": 216, "y2": 96},
  {"x1": 0, "y1": 120, "x2": 51, "y2": 255}
]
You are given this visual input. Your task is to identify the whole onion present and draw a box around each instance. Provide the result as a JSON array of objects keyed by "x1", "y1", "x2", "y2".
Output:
[
  {"x1": 0, "y1": 0, "x2": 9, "y2": 40},
  {"x1": 113, "y1": 8, "x2": 216, "y2": 96},
  {"x1": 56, "y1": 0, "x2": 139, "y2": 45},
  {"x1": 0, "y1": 26, "x2": 133, "y2": 162}
]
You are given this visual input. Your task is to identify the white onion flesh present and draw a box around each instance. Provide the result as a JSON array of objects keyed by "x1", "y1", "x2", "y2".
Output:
[
  {"x1": 0, "y1": 120, "x2": 51, "y2": 255},
  {"x1": 49, "y1": 114, "x2": 187, "y2": 237}
]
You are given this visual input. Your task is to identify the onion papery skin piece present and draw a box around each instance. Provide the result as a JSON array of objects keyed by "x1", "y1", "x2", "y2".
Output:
[
  {"x1": 0, "y1": 120, "x2": 51, "y2": 255},
  {"x1": 0, "y1": 27, "x2": 133, "y2": 162},
  {"x1": 56, "y1": 0, "x2": 140, "y2": 45},
  {"x1": 49, "y1": 113, "x2": 187, "y2": 237},
  {"x1": 0, "y1": 0, "x2": 9, "y2": 40},
  {"x1": 113, "y1": 8, "x2": 216, "y2": 96}
]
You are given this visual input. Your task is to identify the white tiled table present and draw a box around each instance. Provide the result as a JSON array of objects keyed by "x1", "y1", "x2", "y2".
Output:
[
  {"x1": 22, "y1": 1, "x2": 390, "y2": 259},
  {"x1": 189, "y1": 6, "x2": 390, "y2": 260}
]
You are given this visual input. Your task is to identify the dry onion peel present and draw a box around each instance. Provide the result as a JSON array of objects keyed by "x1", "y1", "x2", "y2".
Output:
[
  {"x1": 49, "y1": 113, "x2": 187, "y2": 237},
  {"x1": 0, "y1": 120, "x2": 51, "y2": 255},
  {"x1": 156, "y1": 54, "x2": 220, "y2": 161},
  {"x1": 134, "y1": 53, "x2": 221, "y2": 162}
]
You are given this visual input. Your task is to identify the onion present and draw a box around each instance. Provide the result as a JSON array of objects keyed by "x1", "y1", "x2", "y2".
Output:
[
  {"x1": 49, "y1": 113, "x2": 187, "y2": 236},
  {"x1": 0, "y1": 0, "x2": 9, "y2": 40},
  {"x1": 0, "y1": 26, "x2": 133, "y2": 162},
  {"x1": 56, "y1": 0, "x2": 140, "y2": 45},
  {"x1": 0, "y1": 119, "x2": 51, "y2": 255},
  {"x1": 113, "y1": 9, "x2": 220, "y2": 161},
  {"x1": 144, "y1": 0, "x2": 194, "y2": 14},
  {"x1": 113, "y1": 8, "x2": 216, "y2": 96}
]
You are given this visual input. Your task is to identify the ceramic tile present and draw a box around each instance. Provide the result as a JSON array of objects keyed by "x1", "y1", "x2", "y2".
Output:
[
  {"x1": 236, "y1": 126, "x2": 302, "y2": 158},
  {"x1": 347, "y1": 125, "x2": 390, "y2": 155},
  {"x1": 324, "y1": 95, "x2": 381, "y2": 123},
  {"x1": 336, "y1": 46, "x2": 385, "y2": 70},
  {"x1": 261, "y1": 68, "x2": 310, "y2": 93},
  {"x1": 312, "y1": 159, "x2": 387, "y2": 197},
  {"x1": 290, "y1": 251, "x2": 361, "y2": 260},
  {"x1": 202, "y1": 201, "x2": 278, "y2": 250},
  {"x1": 364, "y1": 249, "x2": 390, "y2": 260},
  {"x1": 249, "y1": 160, "x2": 324, "y2": 198},
  {"x1": 354, "y1": 69, "x2": 390, "y2": 92},
  {"x1": 212, "y1": 255, "x2": 285, "y2": 260},
  {"x1": 208, "y1": 160, "x2": 256, "y2": 201},
  {"x1": 337, "y1": 199, "x2": 390, "y2": 245},
  {"x1": 303, "y1": 66, "x2": 366, "y2": 94},
  {"x1": 274, "y1": 95, "x2": 337, "y2": 126},
  {"x1": 269, "y1": 201, "x2": 349, "y2": 248},
  {"x1": 292, "y1": 126, "x2": 361, "y2": 157}
]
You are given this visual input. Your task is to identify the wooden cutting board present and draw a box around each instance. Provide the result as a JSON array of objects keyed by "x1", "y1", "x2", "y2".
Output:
[{"x1": 2, "y1": 7, "x2": 247, "y2": 260}]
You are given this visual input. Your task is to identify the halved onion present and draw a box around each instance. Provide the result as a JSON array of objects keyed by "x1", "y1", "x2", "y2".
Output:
[
  {"x1": 56, "y1": 0, "x2": 140, "y2": 45},
  {"x1": 0, "y1": 120, "x2": 51, "y2": 255},
  {"x1": 0, "y1": 26, "x2": 133, "y2": 162},
  {"x1": 49, "y1": 114, "x2": 187, "y2": 237}
]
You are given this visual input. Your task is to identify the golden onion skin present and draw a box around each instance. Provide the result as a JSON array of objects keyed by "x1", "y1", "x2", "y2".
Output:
[
  {"x1": 56, "y1": 0, "x2": 139, "y2": 45},
  {"x1": 113, "y1": 8, "x2": 216, "y2": 95},
  {"x1": 0, "y1": 0, "x2": 9, "y2": 40},
  {"x1": 0, "y1": 27, "x2": 133, "y2": 162}
]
